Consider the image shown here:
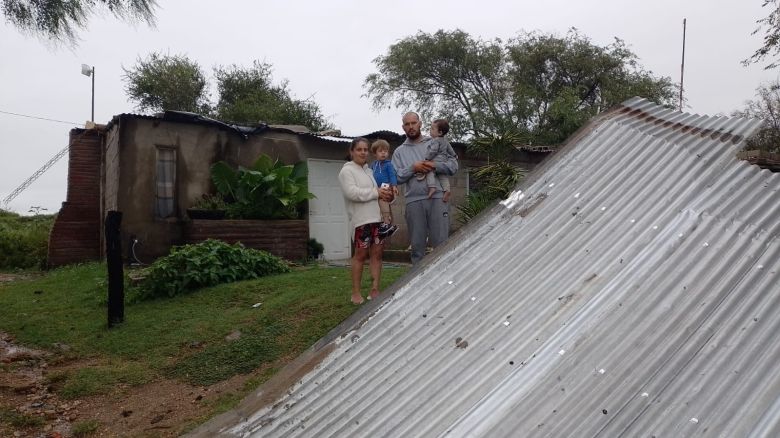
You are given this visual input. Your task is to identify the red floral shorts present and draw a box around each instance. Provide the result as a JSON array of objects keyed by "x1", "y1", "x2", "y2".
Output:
[{"x1": 353, "y1": 223, "x2": 384, "y2": 249}]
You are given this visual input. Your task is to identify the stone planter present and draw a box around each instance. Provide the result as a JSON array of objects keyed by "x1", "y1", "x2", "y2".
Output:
[{"x1": 183, "y1": 219, "x2": 308, "y2": 261}]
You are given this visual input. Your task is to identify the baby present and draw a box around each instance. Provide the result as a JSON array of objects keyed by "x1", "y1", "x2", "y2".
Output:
[{"x1": 418, "y1": 119, "x2": 457, "y2": 202}]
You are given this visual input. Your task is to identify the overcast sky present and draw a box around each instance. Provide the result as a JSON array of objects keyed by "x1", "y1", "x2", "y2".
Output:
[{"x1": 1, "y1": 0, "x2": 777, "y2": 215}]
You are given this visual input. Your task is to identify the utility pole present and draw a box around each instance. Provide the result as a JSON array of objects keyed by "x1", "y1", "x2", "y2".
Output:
[{"x1": 679, "y1": 18, "x2": 686, "y2": 112}]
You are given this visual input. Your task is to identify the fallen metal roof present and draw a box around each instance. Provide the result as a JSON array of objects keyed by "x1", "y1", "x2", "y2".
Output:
[{"x1": 190, "y1": 98, "x2": 778, "y2": 437}]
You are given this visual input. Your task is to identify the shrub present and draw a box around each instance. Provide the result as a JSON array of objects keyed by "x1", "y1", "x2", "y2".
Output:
[
  {"x1": 0, "y1": 210, "x2": 54, "y2": 269},
  {"x1": 307, "y1": 238, "x2": 324, "y2": 260},
  {"x1": 135, "y1": 239, "x2": 290, "y2": 300}
]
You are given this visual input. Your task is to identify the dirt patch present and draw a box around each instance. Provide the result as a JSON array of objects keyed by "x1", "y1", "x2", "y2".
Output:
[
  {"x1": 0, "y1": 332, "x2": 265, "y2": 437},
  {"x1": 0, "y1": 273, "x2": 36, "y2": 283}
]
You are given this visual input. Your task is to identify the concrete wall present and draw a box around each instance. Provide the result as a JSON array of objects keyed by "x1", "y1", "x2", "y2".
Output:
[{"x1": 110, "y1": 117, "x2": 310, "y2": 260}]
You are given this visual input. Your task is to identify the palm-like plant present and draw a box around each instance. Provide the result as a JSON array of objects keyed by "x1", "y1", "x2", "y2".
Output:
[{"x1": 457, "y1": 130, "x2": 527, "y2": 224}]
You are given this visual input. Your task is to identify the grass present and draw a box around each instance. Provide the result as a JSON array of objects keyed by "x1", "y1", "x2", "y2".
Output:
[
  {"x1": 0, "y1": 407, "x2": 44, "y2": 428},
  {"x1": 72, "y1": 419, "x2": 100, "y2": 436},
  {"x1": 0, "y1": 261, "x2": 408, "y2": 396}
]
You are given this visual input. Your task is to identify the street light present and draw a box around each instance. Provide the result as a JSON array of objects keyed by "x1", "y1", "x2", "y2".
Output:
[{"x1": 81, "y1": 64, "x2": 95, "y2": 122}]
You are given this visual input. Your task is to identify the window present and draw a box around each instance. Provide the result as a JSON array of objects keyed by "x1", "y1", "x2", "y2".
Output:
[{"x1": 155, "y1": 147, "x2": 176, "y2": 218}]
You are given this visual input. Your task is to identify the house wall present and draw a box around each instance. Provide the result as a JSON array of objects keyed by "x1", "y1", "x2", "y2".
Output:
[
  {"x1": 47, "y1": 129, "x2": 103, "y2": 267},
  {"x1": 111, "y1": 118, "x2": 309, "y2": 261}
]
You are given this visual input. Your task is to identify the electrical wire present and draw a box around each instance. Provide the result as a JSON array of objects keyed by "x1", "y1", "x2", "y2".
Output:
[{"x1": 0, "y1": 109, "x2": 81, "y2": 126}]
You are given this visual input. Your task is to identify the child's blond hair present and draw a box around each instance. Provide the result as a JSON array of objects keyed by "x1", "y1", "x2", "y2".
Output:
[{"x1": 371, "y1": 139, "x2": 391, "y2": 154}]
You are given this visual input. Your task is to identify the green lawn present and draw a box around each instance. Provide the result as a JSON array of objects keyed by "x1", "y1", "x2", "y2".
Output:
[{"x1": 0, "y1": 262, "x2": 408, "y2": 389}]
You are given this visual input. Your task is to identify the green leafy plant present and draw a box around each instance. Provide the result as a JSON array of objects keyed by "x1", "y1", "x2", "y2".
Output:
[
  {"x1": 135, "y1": 239, "x2": 291, "y2": 300},
  {"x1": 456, "y1": 190, "x2": 497, "y2": 225},
  {"x1": 211, "y1": 153, "x2": 315, "y2": 219}
]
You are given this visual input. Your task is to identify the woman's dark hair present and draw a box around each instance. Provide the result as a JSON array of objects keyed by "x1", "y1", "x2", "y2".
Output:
[{"x1": 346, "y1": 137, "x2": 371, "y2": 161}]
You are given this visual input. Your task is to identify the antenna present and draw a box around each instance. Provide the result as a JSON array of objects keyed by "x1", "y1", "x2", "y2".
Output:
[{"x1": 679, "y1": 18, "x2": 687, "y2": 112}]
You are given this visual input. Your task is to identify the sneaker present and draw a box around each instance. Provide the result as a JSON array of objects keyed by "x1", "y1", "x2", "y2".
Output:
[{"x1": 378, "y1": 224, "x2": 398, "y2": 239}]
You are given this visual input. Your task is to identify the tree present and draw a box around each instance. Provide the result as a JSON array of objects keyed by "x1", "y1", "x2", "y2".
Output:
[
  {"x1": 123, "y1": 52, "x2": 210, "y2": 114},
  {"x1": 745, "y1": 0, "x2": 780, "y2": 69},
  {"x1": 214, "y1": 61, "x2": 331, "y2": 131},
  {"x1": 364, "y1": 28, "x2": 675, "y2": 144},
  {"x1": 506, "y1": 29, "x2": 675, "y2": 145},
  {"x1": 122, "y1": 55, "x2": 332, "y2": 131},
  {"x1": 733, "y1": 80, "x2": 780, "y2": 152},
  {"x1": 365, "y1": 29, "x2": 508, "y2": 138},
  {"x1": 2, "y1": 0, "x2": 156, "y2": 45}
]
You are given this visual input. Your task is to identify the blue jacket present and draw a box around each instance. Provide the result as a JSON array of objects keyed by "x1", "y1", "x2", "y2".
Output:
[{"x1": 371, "y1": 159, "x2": 398, "y2": 186}]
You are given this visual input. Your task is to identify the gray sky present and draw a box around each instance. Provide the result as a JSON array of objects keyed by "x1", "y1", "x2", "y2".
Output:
[{"x1": 1, "y1": 0, "x2": 777, "y2": 215}]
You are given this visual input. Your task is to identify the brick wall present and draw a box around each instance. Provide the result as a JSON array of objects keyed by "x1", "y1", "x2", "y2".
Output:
[
  {"x1": 47, "y1": 129, "x2": 102, "y2": 267},
  {"x1": 183, "y1": 219, "x2": 308, "y2": 261}
]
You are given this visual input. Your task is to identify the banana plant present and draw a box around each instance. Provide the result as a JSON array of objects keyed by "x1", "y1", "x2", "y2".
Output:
[{"x1": 210, "y1": 154, "x2": 315, "y2": 219}]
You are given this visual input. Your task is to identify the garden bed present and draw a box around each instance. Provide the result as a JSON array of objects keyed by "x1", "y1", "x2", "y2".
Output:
[{"x1": 183, "y1": 220, "x2": 308, "y2": 261}]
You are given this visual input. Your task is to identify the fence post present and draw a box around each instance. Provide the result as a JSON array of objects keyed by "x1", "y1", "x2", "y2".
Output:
[{"x1": 105, "y1": 211, "x2": 124, "y2": 327}]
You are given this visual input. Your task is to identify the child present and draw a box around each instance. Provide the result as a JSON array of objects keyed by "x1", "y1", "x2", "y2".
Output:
[
  {"x1": 371, "y1": 139, "x2": 399, "y2": 238},
  {"x1": 418, "y1": 119, "x2": 458, "y2": 202}
]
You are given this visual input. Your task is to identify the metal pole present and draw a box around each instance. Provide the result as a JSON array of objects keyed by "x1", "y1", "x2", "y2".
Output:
[
  {"x1": 679, "y1": 18, "x2": 686, "y2": 112},
  {"x1": 91, "y1": 66, "x2": 95, "y2": 122}
]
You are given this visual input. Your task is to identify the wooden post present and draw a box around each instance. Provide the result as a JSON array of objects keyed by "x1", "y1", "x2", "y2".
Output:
[{"x1": 105, "y1": 211, "x2": 124, "y2": 327}]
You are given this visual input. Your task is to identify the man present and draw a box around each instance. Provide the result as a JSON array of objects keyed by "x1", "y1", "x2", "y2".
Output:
[{"x1": 392, "y1": 112, "x2": 459, "y2": 265}]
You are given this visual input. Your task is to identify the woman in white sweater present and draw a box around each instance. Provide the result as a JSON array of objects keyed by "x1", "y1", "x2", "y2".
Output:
[{"x1": 338, "y1": 137, "x2": 394, "y2": 304}]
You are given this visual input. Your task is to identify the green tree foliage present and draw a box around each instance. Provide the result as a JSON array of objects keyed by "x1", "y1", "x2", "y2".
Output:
[
  {"x1": 122, "y1": 52, "x2": 210, "y2": 114},
  {"x1": 365, "y1": 29, "x2": 508, "y2": 138},
  {"x1": 745, "y1": 0, "x2": 780, "y2": 69},
  {"x1": 365, "y1": 28, "x2": 675, "y2": 144},
  {"x1": 507, "y1": 29, "x2": 675, "y2": 145},
  {"x1": 122, "y1": 55, "x2": 332, "y2": 131},
  {"x1": 733, "y1": 80, "x2": 780, "y2": 152},
  {"x1": 136, "y1": 239, "x2": 290, "y2": 300},
  {"x1": 2, "y1": 0, "x2": 156, "y2": 45},
  {"x1": 214, "y1": 61, "x2": 332, "y2": 130}
]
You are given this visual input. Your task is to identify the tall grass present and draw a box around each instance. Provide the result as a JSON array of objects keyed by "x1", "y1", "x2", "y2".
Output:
[{"x1": 0, "y1": 209, "x2": 54, "y2": 269}]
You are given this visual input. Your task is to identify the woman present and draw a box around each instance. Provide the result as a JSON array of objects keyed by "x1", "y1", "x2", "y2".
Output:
[{"x1": 338, "y1": 137, "x2": 394, "y2": 304}]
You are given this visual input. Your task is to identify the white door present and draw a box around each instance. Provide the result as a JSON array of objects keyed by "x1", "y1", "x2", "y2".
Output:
[{"x1": 308, "y1": 159, "x2": 350, "y2": 260}]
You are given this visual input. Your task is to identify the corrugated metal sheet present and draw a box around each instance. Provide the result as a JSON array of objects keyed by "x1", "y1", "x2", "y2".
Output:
[{"x1": 191, "y1": 98, "x2": 779, "y2": 437}]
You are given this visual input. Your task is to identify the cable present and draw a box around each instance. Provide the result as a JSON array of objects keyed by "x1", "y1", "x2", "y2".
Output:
[{"x1": 0, "y1": 109, "x2": 81, "y2": 126}]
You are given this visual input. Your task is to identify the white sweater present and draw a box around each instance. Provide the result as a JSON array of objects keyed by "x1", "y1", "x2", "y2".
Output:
[{"x1": 338, "y1": 161, "x2": 381, "y2": 230}]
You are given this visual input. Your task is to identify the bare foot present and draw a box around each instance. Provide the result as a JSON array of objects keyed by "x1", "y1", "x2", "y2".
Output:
[
  {"x1": 442, "y1": 191, "x2": 451, "y2": 203},
  {"x1": 351, "y1": 293, "x2": 364, "y2": 304},
  {"x1": 369, "y1": 289, "x2": 380, "y2": 300}
]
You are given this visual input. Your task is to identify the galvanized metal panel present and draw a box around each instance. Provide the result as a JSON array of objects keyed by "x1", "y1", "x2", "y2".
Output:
[{"x1": 192, "y1": 98, "x2": 778, "y2": 437}]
